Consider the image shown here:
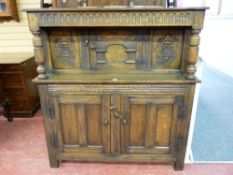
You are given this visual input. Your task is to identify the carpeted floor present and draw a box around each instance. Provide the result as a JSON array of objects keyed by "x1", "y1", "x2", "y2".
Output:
[{"x1": 192, "y1": 64, "x2": 233, "y2": 161}]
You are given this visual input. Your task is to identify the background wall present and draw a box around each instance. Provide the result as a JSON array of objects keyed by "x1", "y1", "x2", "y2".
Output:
[
  {"x1": 180, "y1": 0, "x2": 233, "y2": 77},
  {"x1": 200, "y1": 16, "x2": 233, "y2": 78},
  {"x1": 0, "y1": 0, "x2": 39, "y2": 53}
]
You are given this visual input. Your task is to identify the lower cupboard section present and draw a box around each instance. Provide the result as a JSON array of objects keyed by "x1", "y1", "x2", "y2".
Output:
[{"x1": 38, "y1": 84, "x2": 196, "y2": 170}]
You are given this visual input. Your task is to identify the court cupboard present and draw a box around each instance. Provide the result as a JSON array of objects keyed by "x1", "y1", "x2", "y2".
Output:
[{"x1": 25, "y1": 0, "x2": 207, "y2": 170}]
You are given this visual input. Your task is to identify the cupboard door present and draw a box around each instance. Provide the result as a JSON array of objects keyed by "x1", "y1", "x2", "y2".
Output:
[
  {"x1": 55, "y1": 95, "x2": 110, "y2": 154},
  {"x1": 121, "y1": 95, "x2": 181, "y2": 155}
]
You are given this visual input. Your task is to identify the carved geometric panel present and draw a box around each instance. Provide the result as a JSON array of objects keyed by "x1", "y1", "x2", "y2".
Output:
[
  {"x1": 157, "y1": 37, "x2": 177, "y2": 65},
  {"x1": 152, "y1": 29, "x2": 184, "y2": 69},
  {"x1": 49, "y1": 30, "x2": 81, "y2": 69},
  {"x1": 55, "y1": 37, "x2": 74, "y2": 64}
]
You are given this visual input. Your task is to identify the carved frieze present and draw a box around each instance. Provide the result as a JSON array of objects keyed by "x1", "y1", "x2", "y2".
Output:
[
  {"x1": 47, "y1": 84, "x2": 187, "y2": 94},
  {"x1": 37, "y1": 11, "x2": 192, "y2": 27}
]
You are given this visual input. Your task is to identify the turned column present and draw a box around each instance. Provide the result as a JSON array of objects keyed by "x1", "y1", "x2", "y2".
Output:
[
  {"x1": 186, "y1": 29, "x2": 201, "y2": 80},
  {"x1": 32, "y1": 30, "x2": 47, "y2": 79},
  {"x1": 27, "y1": 13, "x2": 47, "y2": 79}
]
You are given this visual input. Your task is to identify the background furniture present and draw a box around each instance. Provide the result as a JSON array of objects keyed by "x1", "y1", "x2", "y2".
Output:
[
  {"x1": 0, "y1": 53, "x2": 40, "y2": 121},
  {"x1": 0, "y1": 0, "x2": 19, "y2": 22},
  {"x1": 25, "y1": 1, "x2": 207, "y2": 170},
  {"x1": 0, "y1": 80, "x2": 5, "y2": 116}
]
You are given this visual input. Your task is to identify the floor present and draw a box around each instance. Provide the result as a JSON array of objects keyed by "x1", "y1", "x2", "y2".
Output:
[
  {"x1": 0, "y1": 111, "x2": 233, "y2": 175},
  {"x1": 192, "y1": 64, "x2": 233, "y2": 161}
]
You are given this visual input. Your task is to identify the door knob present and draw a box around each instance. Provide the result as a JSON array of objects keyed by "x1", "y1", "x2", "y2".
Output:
[
  {"x1": 104, "y1": 119, "x2": 109, "y2": 126},
  {"x1": 123, "y1": 119, "x2": 127, "y2": 125}
]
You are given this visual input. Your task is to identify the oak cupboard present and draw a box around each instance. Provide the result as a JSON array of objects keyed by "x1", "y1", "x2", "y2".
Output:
[{"x1": 25, "y1": 1, "x2": 207, "y2": 170}]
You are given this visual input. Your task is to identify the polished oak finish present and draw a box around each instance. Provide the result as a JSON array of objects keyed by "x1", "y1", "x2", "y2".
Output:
[
  {"x1": 0, "y1": 0, "x2": 19, "y2": 22},
  {"x1": 0, "y1": 53, "x2": 40, "y2": 121},
  {"x1": 25, "y1": 4, "x2": 207, "y2": 170}
]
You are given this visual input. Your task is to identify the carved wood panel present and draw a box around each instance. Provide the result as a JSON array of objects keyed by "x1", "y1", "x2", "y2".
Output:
[
  {"x1": 49, "y1": 30, "x2": 82, "y2": 69},
  {"x1": 152, "y1": 29, "x2": 184, "y2": 69},
  {"x1": 89, "y1": 29, "x2": 151, "y2": 70},
  {"x1": 48, "y1": 28, "x2": 185, "y2": 71},
  {"x1": 38, "y1": 11, "x2": 192, "y2": 27}
]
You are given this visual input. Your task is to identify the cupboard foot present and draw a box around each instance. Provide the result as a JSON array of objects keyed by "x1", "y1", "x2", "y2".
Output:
[
  {"x1": 49, "y1": 159, "x2": 59, "y2": 168},
  {"x1": 174, "y1": 162, "x2": 184, "y2": 171}
]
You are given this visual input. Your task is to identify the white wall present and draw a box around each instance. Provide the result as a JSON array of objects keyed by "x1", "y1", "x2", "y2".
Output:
[
  {"x1": 200, "y1": 16, "x2": 233, "y2": 77},
  {"x1": 179, "y1": 1, "x2": 233, "y2": 78},
  {"x1": 0, "y1": 0, "x2": 39, "y2": 53}
]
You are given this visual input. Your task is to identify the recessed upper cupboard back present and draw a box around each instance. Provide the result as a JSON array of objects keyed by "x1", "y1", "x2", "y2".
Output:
[{"x1": 50, "y1": 0, "x2": 174, "y2": 8}]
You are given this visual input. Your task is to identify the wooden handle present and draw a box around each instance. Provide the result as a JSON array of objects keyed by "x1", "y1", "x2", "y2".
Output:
[
  {"x1": 114, "y1": 111, "x2": 121, "y2": 119},
  {"x1": 109, "y1": 105, "x2": 117, "y2": 110}
]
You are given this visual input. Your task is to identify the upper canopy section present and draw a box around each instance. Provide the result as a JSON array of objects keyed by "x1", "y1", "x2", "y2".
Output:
[{"x1": 25, "y1": 7, "x2": 208, "y2": 30}]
